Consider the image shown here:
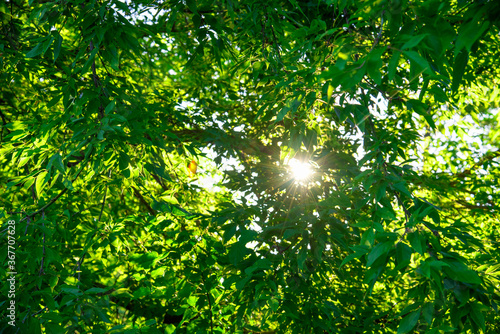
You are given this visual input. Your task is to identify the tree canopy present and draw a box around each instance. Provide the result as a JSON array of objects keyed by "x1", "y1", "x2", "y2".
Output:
[{"x1": 1, "y1": 0, "x2": 500, "y2": 333}]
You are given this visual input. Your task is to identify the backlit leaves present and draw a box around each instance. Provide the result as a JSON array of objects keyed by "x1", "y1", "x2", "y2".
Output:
[{"x1": 1, "y1": 0, "x2": 500, "y2": 333}]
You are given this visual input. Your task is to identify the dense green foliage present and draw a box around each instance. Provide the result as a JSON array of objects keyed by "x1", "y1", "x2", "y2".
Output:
[{"x1": 1, "y1": 0, "x2": 500, "y2": 333}]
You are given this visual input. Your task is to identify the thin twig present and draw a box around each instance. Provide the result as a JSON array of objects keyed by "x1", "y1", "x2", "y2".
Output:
[
  {"x1": 394, "y1": 190, "x2": 410, "y2": 224},
  {"x1": 270, "y1": 24, "x2": 283, "y2": 69},
  {"x1": 356, "y1": 11, "x2": 385, "y2": 70},
  {"x1": 133, "y1": 186, "x2": 156, "y2": 216},
  {"x1": 98, "y1": 175, "x2": 109, "y2": 222},
  {"x1": 23, "y1": 215, "x2": 30, "y2": 235},
  {"x1": 28, "y1": 188, "x2": 68, "y2": 218},
  {"x1": 261, "y1": 13, "x2": 267, "y2": 56},
  {"x1": 166, "y1": 154, "x2": 180, "y2": 181},
  {"x1": 89, "y1": 41, "x2": 100, "y2": 88}
]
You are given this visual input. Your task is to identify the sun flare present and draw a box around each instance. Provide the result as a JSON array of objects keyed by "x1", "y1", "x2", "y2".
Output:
[{"x1": 289, "y1": 158, "x2": 314, "y2": 182}]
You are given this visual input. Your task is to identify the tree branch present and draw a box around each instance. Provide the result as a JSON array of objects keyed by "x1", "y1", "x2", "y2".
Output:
[
  {"x1": 452, "y1": 149, "x2": 500, "y2": 182},
  {"x1": 133, "y1": 187, "x2": 156, "y2": 216}
]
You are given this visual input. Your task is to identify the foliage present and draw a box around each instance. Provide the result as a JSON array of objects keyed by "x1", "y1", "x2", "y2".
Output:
[{"x1": 1, "y1": 0, "x2": 500, "y2": 333}]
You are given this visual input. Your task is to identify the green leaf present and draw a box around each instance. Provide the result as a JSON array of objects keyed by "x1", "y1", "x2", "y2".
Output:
[
  {"x1": 397, "y1": 310, "x2": 420, "y2": 334},
  {"x1": 327, "y1": 83, "x2": 334, "y2": 104},
  {"x1": 297, "y1": 246, "x2": 308, "y2": 270},
  {"x1": 402, "y1": 34, "x2": 428, "y2": 50},
  {"x1": 47, "y1": 94, "x2": 62, "y2": 108},
  {"x1": 49, "y1": 276, "x2": 59, "y2": 291},
  {"x1": 36, "y1": 171, "x2": 49, "y2": 197},
  {"x1": 403, "y1": 50, "x2": 430, "y2": 72},
  {"x1": 85, "y1": 287, "x2": 111, "y2": 294},
  {"x1": 340, "y1": 246, "x2": 370, "y2": 267},
  {"x1": 269, "y1": 298, "x2": 279, "y2": 312},
  {"x1": 53, "y1": 34, "x2": 63, "y2": 62},
  {"x1": 276, "y1": 105, "x2": 290, "y2": 122},
  {"x1": 228, "y1": 242, "x2": 248, "y2": 266},
  {"x1": 408, "y1": 231, "x2": 424, "y2": 255},
  {"x1": 455, "y1": 19, "x2": 490, "y2": 55},
  {"x1": 388, "y1": 51, "x2": 401, "y2": 81},
  {"x1": 421, "y1": 302, "x2": 433, "y2": 325},
  {"x1": 104, "y1": 100, "x2": 116, "y2": 114},
  {"x1": 63, "y1": 178, "x2": 73, "y2": 190},
  {"x1": 396, "y1": 242, "x2": 413, "y2": 270},
  {"x1": 223, "y1": 224, "x2": 237, "y2": 242},
  {"x1": 51, "y1": 153, "x2": 65, "y2": 174},
  {"x1": 366, "y1": 241, "x2": 392, "y2": 267},
  {"x1": 186, "y1": 0, "x2": 198, "y2": 14},
  {"x1": 185, "y1": 43, "x2": 204, "y2": 67},
  {"x1": 376, "y1": 207, "x2": 396, "y2": 220},
  {"x1": 392, "y1": 182, "x2": 412, "y2": 197},
  {"x1": 44, "y1": 322, "x2": 66, "y2": 334},
  {"x1": 235, "y1": 275, "x2": 251, "y2": 291},
  {"x1": 245, "y1": 258, "x2": 272, "y2": 275},
  {"x1": 470, "y1": 302, "x2": 485, "y2": 332},
  {"x1": 97, "y1": 130, "x2": 105, "y2": 140},
  {"x1": 26, "y1": 43, "x2": 44, "y2": 58},
  {"x1": 81, "y1": 46, "x2": 99, "y2": 74},
  {"x1": 452, "y1": 51, "x2": 468, "y2": 93},
  {"x1": 443, "y1": 260, "x2": 482, "y2": 284},
  {"x1": 283, "y1": 228, "x2": 301, "y2": 239}
]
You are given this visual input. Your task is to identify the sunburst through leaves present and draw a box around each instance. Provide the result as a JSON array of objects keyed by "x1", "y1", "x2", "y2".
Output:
[{"x1": 288, "y1": 158, "x2": 314, "y2": 183}]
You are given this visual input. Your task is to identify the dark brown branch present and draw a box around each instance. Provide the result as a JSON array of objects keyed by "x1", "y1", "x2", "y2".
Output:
[
  {"x1": 133, "y1": 187, "x2": 156, "y2": 216},
  {"x1": 394, "y1": 190, "x2": 411, "y2": 224},
  {"x1": 28, "y1": 188, "x2": 68, "y2": 218},
  {"x1": 455, "y1": 199, "x2": 496, "y2": 210},
  {"x1": 270, "y1": 23, "x2": 283, "y2": 68},
  {"x1": 452, "y1": 149, "x2": 500, "y2": 181},
  {"x1": 89, "y1": 41, "x2": 100, "y2": 88},
  {"x1": 152, "y1": 173, "x2": 168, "y2": 191},
  {"x1": 77, "y1": 253, "x2": 85, "y2": 282}
]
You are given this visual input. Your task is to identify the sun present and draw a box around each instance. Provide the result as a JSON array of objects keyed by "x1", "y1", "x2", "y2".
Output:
[{"x1": 288, "y1": 158, "x2": 314, "y2": 182}]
